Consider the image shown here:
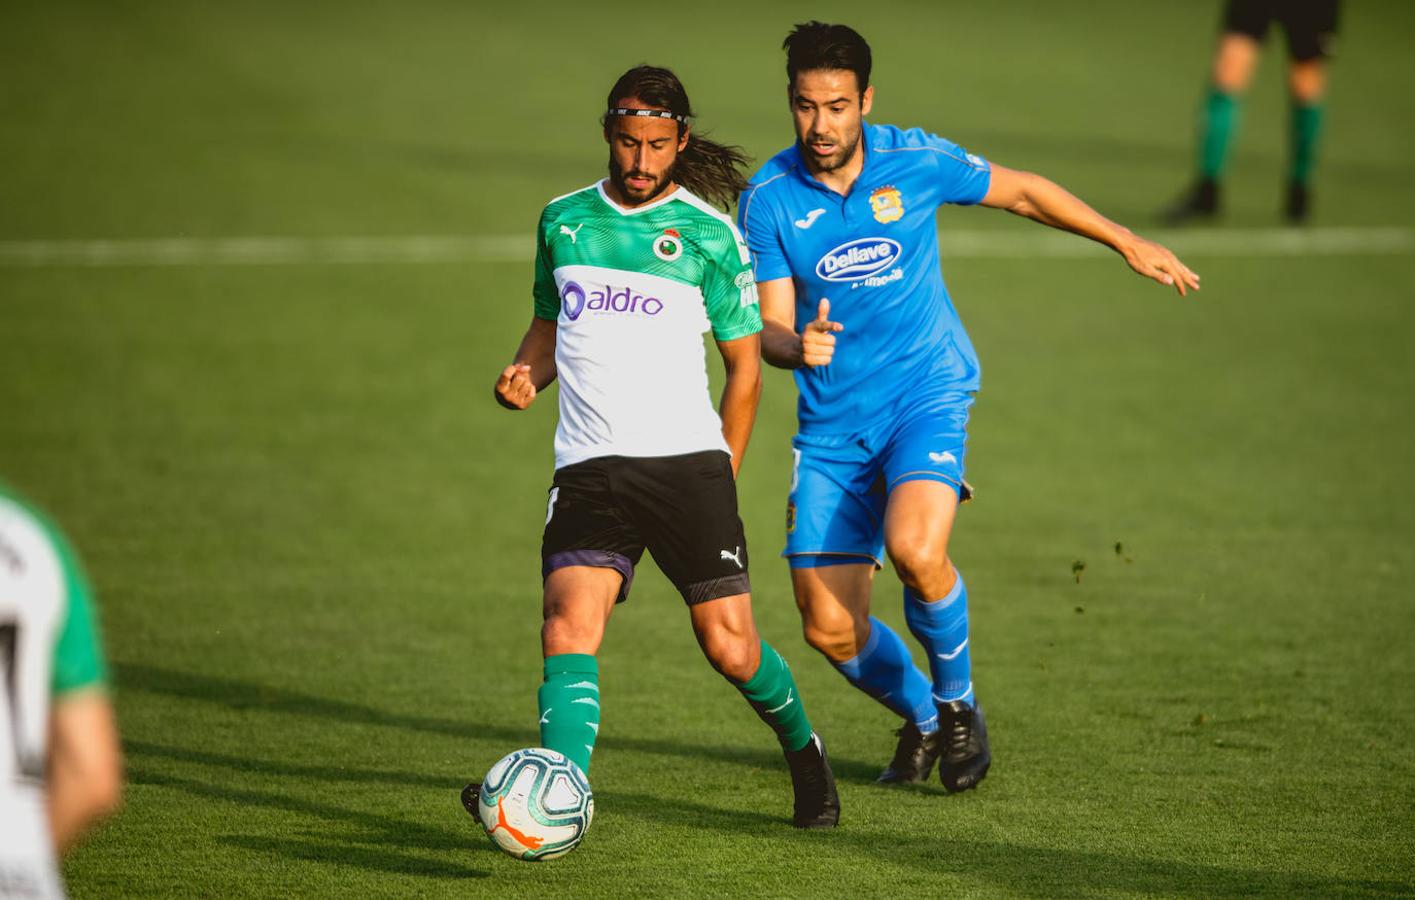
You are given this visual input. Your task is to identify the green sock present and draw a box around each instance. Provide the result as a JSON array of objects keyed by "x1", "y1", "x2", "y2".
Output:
[
  {"x1": 538, "y1": 653, "x2": 600, "y2": 777},
  {"x1": 1198, "y1": 87, "x2": 1241, "y2": 180},
  {"x1": 1290, "y1": 101, "x2": 1325, "y2": 185},
  {"x1": 732, "y1": 641, "x2": 814, "y2": 753}
]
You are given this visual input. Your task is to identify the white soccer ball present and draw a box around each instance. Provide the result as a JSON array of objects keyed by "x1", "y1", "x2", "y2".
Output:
[{"x1": 477, "y1": 747, "x2": 594, "y2": 861}]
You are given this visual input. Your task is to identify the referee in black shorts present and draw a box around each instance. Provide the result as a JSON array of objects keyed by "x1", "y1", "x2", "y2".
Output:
[{"x1": 1163, "y1": 0, "x2": 1340, "y2": 224}]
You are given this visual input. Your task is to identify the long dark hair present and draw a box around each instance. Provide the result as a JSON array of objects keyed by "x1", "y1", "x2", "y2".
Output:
[{"x1": 603, "y1": 65, "x2": 750, "y2": 211}]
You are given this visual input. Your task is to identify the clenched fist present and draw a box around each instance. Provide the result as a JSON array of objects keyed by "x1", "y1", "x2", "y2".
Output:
[{"x1": 495, "y1": 363, "x2": 536, "y2": 409}]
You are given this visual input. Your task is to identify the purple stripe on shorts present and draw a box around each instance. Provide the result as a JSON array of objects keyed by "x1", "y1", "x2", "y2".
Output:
[
  {"x1": 543, "y1": 549, "x2": 636, "y2": 603},
  {"x1": 681, "y1": 573, "x2": 751, "y2": 606}
]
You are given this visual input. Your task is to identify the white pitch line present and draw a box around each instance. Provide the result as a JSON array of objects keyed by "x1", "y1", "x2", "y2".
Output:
[{"x1": 0, "y1": 227, "x2": 1409, "y2": 268}]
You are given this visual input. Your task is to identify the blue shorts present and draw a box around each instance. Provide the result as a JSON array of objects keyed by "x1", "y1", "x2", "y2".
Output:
[{"x1": 784, "y1": 391, "x2": 974, "y2": 569}]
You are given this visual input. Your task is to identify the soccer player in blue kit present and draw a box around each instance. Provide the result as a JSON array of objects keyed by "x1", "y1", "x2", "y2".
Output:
[{"x1": 739, "y1": 22, "x2": 1200, "y2": 792}]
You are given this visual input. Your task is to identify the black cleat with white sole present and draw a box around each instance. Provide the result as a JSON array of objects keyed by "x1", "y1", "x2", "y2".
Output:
[
  {"x1": 784, "y1": 732, "x2": 840, "y2": 828},
  {"x1": 938, "y1": 700, "x2": 991, "y2": 793},
  {"x1": 877, "y1": 720, "x2": 942, "y2": 784}
]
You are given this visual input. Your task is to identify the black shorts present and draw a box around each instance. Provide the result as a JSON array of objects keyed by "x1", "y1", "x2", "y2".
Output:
[
  {"x1": 540, "y1": 450, "x2": 751, "y2": 606},
  {"x1": 1223, "y1": 0, "x2": 1340, "y2": 61}
]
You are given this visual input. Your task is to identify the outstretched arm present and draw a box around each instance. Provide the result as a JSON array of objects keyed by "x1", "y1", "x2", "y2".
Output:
[
  {"x1": 494, "y1": 316, "x2": 557, "y2": 410},
  {"x1": 981, "y1": 165, "x2": 1201, "y2": 296},
  {"x1": 716, "y1": 333, "x2": 763, "y2": 477}
]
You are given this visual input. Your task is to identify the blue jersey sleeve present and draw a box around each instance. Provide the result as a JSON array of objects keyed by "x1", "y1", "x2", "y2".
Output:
[
  {"x1": 924, "y1": 133, "x2": 992, "y2": 206},
  {"x1": 737, "y1": 182, "x2": 793, "y2": 283}
]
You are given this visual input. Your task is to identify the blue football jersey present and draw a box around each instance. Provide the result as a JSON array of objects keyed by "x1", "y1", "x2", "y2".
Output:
[{"x1": 738, "y1": 122, "x2": 991, "y2": 433}]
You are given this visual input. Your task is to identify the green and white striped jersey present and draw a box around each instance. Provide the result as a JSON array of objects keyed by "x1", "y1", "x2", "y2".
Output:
[
  {"x1": 0, "y1": 485, "x2": 107, "y2": 898},
  {"x1": 532, "y1": 181, "x2": 762, "y2": 470}
]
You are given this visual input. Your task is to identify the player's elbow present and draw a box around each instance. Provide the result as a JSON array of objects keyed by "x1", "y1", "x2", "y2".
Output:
[
  {"x1": 746, "y1": 366, "x2": 763, "y2": 401},
  {"x1": 724, "y1": 352, "x2": 763, "y2": 396},
  {"x1": 1001, "y1": 171, "x2": 1044, "y2": 218},
  {"x1": 72, "y1": 744, "x2": 124, "y2": 827},
  {"x1": 1007, "y1": 197, "x2": 1038, "y2": 219},
  {"x1": 91, "y1": 753, "x2": 124, "y2": 819}
]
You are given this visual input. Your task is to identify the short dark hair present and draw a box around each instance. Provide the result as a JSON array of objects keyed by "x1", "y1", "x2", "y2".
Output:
[{"x1": 783, "y1": 21, "x2": 872, "y2": 92}]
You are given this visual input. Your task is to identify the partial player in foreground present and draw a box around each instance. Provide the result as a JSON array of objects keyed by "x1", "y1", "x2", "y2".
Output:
[
  {"x1": 1, "y1": 482, "x2": 123, "y2": 898},
  {"x1": 463, "y1": 65, "x2": 838, "y2": 841},
  {"x1": 1162, "y1": 0, "x2": 1341, "y2": 223},
  {"x1": 739, "y1": 23, "x2": 1198, "y2": 793}
]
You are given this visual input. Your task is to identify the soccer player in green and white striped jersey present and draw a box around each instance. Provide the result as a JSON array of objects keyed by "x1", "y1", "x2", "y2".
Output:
[
  {"x1": 1, "y1": 483, "x2": 122, "y2": 898},
  {"x1": 464, "y1": 66, "x2": 838, "y2": 829}
]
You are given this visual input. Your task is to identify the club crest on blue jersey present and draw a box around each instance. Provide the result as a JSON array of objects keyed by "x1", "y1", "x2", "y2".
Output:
[{"x1": 869, "y1": 185, "x2": 904, "y2": 224}]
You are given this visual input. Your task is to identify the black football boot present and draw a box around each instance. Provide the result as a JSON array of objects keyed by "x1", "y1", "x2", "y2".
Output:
[
  {"x1": 460, "y1": 783, "x2": 482, "y2": 819},
  {"x1": 1285, "y1": 180, "x2": 1310, "y2": 224},
  {"x1": 783, "y1": 732, "x2": 841, "y2": 828},
  {"x1": 937, "y1": 701, "x2": 991, "y2": 794},
  {"x1": 1160, "y1": 177, "x2": 1220, "y2": 225},
  {"x1": 876, "y1": 721, "x2": 943, "y2": 784}
]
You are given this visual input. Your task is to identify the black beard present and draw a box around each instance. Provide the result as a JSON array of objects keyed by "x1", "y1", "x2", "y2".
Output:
[
  {"x1": 800, "y1": 131, "x2": 861, "y2": 174},
  {"x1": 608, "y1": 158, "x2": 673, "y2": 204}
]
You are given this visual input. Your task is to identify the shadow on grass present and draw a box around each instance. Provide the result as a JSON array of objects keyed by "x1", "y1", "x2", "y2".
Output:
[
  {"x1": 124, "y1": 734, "x2": 1411, "y2": 896},
  {"x1": 218, "y1": 835, "x2": 483, "y2": 880},
  {"x1": 126, "y1": 739, "x2": 448, "y2": 788},
  {"x1": 114, "y1": 662, "x2": 883, "y2": 784},
  {"x1": 128, "y1": 767, "x2": 489, "y2": 880},
  {"x1": 599, "y1": 788, "x2": 1413, "y2": 897}
]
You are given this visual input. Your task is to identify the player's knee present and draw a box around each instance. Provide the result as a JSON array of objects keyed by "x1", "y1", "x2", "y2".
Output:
[
  {"x1": 701, "y1": 629, "x2": 759, "y2": 682},
  {"x1": 1213, "y1": 34, "x2": 1259, "y2": 92},
  {"x1": 800, "y1": 609, "x2": 861, "y2": 663},
  {"x1": 541, "y1": 613, "x2": 599, "y2": 656},
  {"x1": 1288, "y1": 62, "x2": 1327, "y2": 103},
  {"x1": 888, "y1": 538, "x2": 951, "y2": 592}
]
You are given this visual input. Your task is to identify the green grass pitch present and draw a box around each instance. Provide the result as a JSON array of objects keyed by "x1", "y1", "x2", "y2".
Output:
[{"x1": 3, "y1": 0, "x2": 1414, "y2": 896}]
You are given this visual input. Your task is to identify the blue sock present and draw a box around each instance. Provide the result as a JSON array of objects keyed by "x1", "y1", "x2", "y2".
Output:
[
  {"x1": 832, "y1": 617, "x2": 938, "y2": 733},
  {"x1": 904, "y1": 574, "x2": 975, "y2": 707}
]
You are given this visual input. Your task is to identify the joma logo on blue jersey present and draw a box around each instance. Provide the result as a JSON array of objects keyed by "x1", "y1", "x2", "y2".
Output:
[{"x1": 815, "y1": 238, "x2": 903, "y2": 282}]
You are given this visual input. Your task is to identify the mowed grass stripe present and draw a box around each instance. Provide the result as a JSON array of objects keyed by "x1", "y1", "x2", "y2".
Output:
[{"x1": 0, "y1": 226, "x2": 1410, "y2": 268}]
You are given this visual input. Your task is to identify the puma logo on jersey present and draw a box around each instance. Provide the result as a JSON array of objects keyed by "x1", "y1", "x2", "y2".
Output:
[
  {"x1": 560, "y1": 224, "x2": 583, "y2": 243},
  {"x1": 794, "y1": 208, "x2": 826, "y2": 229},
  {"x1": 539, "y1": 708, "x2": 552, "y2": 725},
  {"x1": 929, "y1": 450, "x2": 958, "y2": 465},
  {"x1": 720, "y1": 546, "x2": 744, "y2": 569}
]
